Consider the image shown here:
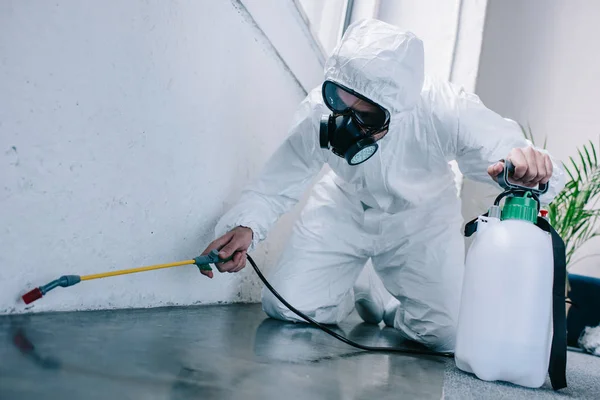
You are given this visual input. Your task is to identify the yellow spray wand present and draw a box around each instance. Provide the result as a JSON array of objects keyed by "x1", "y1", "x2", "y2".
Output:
[
  {"x1": 20, "y1": 250, "x2": 457, "y2": 359},
  {"x1": 21, "y1": 250, "x2": 229, "y2": 304}
]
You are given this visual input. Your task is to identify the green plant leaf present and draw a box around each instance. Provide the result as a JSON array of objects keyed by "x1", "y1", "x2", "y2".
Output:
[
  {"x1": 569, "y1": 156, "x2": 582, "y2": 182},
  {"x1": 584, "y1": 145, "x2": 593, "y2": 171},
  {"x1": 578, "y1": 148, "x2": 589, "y2": 177}
]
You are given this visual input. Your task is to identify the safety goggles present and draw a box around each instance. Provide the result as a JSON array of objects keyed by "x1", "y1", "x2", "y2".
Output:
[{"x1": 322, "y1": 80, "x2": 390, "y2": 131}]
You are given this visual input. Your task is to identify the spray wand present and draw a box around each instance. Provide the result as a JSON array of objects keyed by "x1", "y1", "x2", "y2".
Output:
[
  {"x1": 21, "y1": 250, "x2": 230, "y2": 305},
  {"x1": 20, "y1": 248, "x2": 454, "y2": 358}
]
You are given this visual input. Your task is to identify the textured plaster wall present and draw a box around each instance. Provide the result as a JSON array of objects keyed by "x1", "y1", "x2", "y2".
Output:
[{"x1": 0, "y1": 0, "x2": 324, "y2": 314}]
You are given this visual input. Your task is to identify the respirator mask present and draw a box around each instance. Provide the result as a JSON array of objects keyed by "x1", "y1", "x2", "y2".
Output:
[{"x1": 320, "y1": 80, "x2": 390, "y2": 165}]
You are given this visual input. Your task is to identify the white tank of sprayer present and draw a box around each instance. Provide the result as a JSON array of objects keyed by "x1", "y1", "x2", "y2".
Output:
[{"x1": 455, "y1": 167, "x2": 554, "y2": 388}]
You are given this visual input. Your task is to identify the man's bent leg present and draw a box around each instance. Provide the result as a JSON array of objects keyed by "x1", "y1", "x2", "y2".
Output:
[
  {"x1": 261, "y1": 176, "x2": 369, "y2": 325},
  {"x1": 372, "y1": 211, "x2": 465, "y2": 352}
]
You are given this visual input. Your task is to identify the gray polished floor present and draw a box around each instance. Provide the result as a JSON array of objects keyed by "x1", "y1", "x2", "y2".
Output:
[{"x1": 0, "y1": 304, "x2": 447, "y2": 399}]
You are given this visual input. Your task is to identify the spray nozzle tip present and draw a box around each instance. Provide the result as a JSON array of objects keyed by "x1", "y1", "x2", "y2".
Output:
[{"x1": 22, "y1": 288, "x2": 43, "y2": 304}]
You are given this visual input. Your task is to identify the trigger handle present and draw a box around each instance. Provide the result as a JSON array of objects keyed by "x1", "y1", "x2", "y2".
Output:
[
  {"x1": 497, "y1": 160, "x2": 549, "y2": 195},
  {"x1": 194, "y1": 249, "x2": 234, "y2": 272}
]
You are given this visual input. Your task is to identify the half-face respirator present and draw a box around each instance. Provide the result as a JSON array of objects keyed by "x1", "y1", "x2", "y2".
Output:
[{"x1": 319, "y1": 80, "x2": 390, "y2": 165}]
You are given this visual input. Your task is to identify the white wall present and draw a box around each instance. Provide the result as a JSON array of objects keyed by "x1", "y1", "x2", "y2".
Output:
[
  {"x1": 378, "y1": 0, "x2": 461, "y2": 81},
  {"x1": 243, "y1": 0, "x2": 325, "y2": 89},
  {"x1": 470, "y1": 0, "x2": 600, "y2": 278},
  {"x1": 377, "y1": 0, "x2": 487, "y2": 92},
  {"x1": 349, "y1": 0, "x2": 381, "y2": 23},
  {"x1": 297, "y1": 0, "x2": 348, "y2": 56},
  {"x1": 0, "y1": 0, "x2": 325, "y2": 314},
  {"x1": 450, "y1": 0, "x2": 489, "y2": 92}
]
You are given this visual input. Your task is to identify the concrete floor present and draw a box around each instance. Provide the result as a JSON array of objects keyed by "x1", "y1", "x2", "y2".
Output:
[{"x1": 0, "y1": 304, "x2": 447, "y2": 399}]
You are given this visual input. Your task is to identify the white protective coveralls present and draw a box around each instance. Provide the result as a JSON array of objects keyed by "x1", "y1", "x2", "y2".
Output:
[{"x1": 214, "y1": 19, "x2": 565, "y2": 351}]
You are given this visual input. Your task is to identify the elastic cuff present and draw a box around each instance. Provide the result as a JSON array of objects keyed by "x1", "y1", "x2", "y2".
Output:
[
  {"x1": 235, "y1": 222, "x2": 262, "y2": 252},
  {"x1": 214, "y1": 220, "x2": 262, "y2": 253}
]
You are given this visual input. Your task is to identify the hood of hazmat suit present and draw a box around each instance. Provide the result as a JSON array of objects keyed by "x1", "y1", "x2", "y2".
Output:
[{"x1": 215, "y1": 19, "x2": 565, "y2": 352}]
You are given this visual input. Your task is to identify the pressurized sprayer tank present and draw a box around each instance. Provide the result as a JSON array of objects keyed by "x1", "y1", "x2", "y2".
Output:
[{"x1": 455, "y1": 162, "x2": 568, "y2": 390}]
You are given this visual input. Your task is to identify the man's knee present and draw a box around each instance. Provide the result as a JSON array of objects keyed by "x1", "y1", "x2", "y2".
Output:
[
  {"x1": 260, "y1": 284, "x2": 353, "y2": 325},
  {"x1": 261, "y1": 286, "x2": 300, "y2": 322}
]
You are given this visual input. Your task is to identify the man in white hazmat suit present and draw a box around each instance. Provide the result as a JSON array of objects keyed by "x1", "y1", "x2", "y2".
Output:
[{"x1": 200, "y1": 19, "x2": 565, "y2": 352}]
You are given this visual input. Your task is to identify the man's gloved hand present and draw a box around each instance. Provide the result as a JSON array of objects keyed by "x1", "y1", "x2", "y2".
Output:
[
  {"x1": 487, "y1": 146, "x2": 553, "y2": 188},
  {"x1": 199, "y1": 226, "x2": 253, "y2": 278}
]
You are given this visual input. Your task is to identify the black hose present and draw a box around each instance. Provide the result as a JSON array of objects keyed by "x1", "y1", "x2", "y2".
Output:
[{"x1": 246, "y1": 254, "x2": 454, "y2": 358}]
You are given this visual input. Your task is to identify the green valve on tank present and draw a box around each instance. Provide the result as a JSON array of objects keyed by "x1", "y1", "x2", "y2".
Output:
[{"x1": 501, "y1": 191, "x2": 538, "y2": 223}]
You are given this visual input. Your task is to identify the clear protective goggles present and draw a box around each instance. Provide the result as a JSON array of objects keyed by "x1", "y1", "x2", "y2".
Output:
[{"x1": 322, "y1": 80, "x2": 390, "y2": 131}]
